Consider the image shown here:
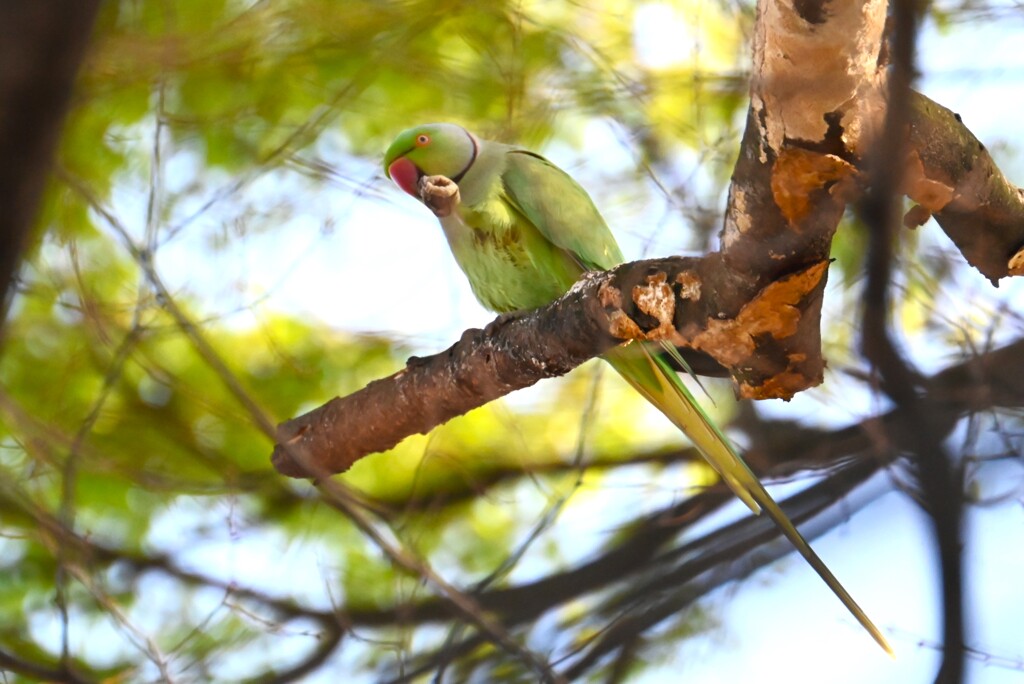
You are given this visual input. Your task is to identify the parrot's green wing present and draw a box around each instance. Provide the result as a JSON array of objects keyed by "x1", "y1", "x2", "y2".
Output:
[{"x1": 500, "y1": 149, "x2": 625, "y2": 271}]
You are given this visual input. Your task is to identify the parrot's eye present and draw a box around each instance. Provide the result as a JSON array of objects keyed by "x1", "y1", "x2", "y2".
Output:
[{"x1": 416, "y1": 134, "x2": 430, "y2": 146}]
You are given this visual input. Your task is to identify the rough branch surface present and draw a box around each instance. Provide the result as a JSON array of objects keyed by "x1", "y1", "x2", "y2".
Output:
[{"x1": 273, "y1": 269, "x2": 620, "y2": 477}]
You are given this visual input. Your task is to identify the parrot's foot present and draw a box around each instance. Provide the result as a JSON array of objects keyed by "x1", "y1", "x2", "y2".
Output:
[
  {"x1": 457, "y1": 326, "x2": 484, "y2": 347},
  {"x1": 483, "y1": 310, "x2": 526, "y2": 337},
  {"x1": 419, "y1": 174, "x2": 461, "y2": 217}
]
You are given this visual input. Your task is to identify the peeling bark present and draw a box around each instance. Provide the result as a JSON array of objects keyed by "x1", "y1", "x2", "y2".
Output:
[
  {"x1": 691, "y1": 261, "x2": 829, "y2": 399},
  {"x1": 751, "y1": 0, "x2": 887, "y2": 156}
]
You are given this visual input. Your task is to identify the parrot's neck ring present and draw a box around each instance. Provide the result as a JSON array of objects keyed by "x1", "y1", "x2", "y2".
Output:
[{"x1": 450, "y1": 129, "x2": 479, "y2": 185}]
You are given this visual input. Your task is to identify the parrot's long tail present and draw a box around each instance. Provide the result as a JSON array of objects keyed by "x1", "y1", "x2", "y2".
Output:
[{"x1": 603, "y1": 342, "x2": 894, "y2": 656}]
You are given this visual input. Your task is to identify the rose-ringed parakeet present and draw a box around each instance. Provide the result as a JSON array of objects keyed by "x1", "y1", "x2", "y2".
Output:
[{"x1": 384, "y1": 123, "x2": 891, "y2": 654}]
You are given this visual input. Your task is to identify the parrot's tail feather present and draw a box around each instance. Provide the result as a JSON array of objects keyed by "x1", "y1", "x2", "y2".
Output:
[
  {"x1": 657, "y1": 340, "x2": 715, "y2": 404},
  {"x1": 602, "y1": 343, "x2": 894, "y2": 656},
  {"x1": 755, "y1": 480, "x2": 895, "y2": 656},
  {"x1": 604, "y1": 344, "x2": 762, "y2": 514}
]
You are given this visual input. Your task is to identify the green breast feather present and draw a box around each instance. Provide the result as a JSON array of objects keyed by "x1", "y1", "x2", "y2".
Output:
[{"x1": 440, "y1": 147, "x2": 618, "y2": 313}]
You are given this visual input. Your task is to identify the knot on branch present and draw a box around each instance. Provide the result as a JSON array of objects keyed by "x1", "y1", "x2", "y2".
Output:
[{"x1": 599, "y1": 272, "x2": 687, "y2": 344}]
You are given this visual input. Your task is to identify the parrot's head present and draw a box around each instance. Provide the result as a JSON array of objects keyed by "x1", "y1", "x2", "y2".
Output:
[{"x1": 384, "y1": 123, "x2": 478, "y2": 198}]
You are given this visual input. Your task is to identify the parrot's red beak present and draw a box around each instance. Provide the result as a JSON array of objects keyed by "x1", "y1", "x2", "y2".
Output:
[{"x1": 387, "y1": 157, "x2": 421, "y2": 197}]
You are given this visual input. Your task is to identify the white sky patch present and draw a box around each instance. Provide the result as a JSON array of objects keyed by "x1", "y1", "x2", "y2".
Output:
[{"x1": 633, "y1": 2, "x2": 700, "y2": 69}]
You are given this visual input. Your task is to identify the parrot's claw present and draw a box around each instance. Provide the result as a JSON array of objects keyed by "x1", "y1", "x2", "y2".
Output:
[
  {"x1": 483, "y1": 310, "x2": 526, "y2": 337},
  {"x1": 419, "y1": 174, "x2": 461, "y2": 217},
  {"x1": 457, "y1": 327, "x2": 483, "y2": 346}
]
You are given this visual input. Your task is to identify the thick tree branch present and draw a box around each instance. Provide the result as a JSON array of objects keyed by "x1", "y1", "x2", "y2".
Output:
[
  {"x1": 272, "y1": 256, "x2": 829, "y2": 477},
  {"x1": 272, "y1": 268, "x2": 617, "y2": 477},
  {"x1": 713, "y1": 0, "x2": 887, "y2": 397},
  {"x1": 334, "y1": 334, "x2": 1021, "y2": 516}
]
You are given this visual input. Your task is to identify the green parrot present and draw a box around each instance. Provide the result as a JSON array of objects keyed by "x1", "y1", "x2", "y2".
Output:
[{"x1": 384, "y1": 123, "x2": 891, "y2": 655}]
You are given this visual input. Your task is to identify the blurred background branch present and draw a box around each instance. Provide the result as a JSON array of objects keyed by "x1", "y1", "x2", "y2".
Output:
[{"x1": 0, "y1": 2, "x2": 101, "y2": 333}]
